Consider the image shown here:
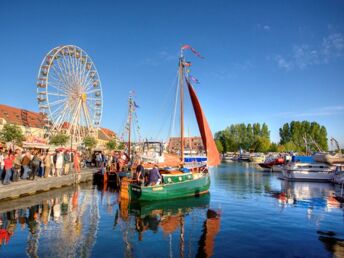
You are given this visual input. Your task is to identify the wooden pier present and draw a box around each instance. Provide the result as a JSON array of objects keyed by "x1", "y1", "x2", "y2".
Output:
[{"x1": 0, "y1": 168, "x2": 95, "y2": 202}]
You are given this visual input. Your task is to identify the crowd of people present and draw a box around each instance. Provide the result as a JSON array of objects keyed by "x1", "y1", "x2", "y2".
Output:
[
  {"x1": 93, "y1": 151, "x2": 163, "y2": 187},
  {"x1": 0, "y1": 148, "x2": 82, "y2": 185}
]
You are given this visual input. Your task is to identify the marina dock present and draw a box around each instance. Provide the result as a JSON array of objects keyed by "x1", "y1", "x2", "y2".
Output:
[{"x1": 0, "y1": 168, "x2": 95, "y2": 202}]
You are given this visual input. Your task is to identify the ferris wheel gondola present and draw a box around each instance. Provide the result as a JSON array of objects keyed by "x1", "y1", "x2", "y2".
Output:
[{"x1": 36, "y1": 45, "x2": 103, "y2": 143}]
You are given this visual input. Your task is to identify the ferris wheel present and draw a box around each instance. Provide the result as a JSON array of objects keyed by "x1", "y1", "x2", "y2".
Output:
[{"x1": 36, "y1": 45, "x2": 103, "y2": 143}]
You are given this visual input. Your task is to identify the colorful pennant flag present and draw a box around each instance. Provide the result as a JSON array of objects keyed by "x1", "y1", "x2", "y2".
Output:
[
  {"x1": 189, "y1": 75, "x2": 200, "y2": 84},
  {"x1": 181, "y1": 44, "x2": 204, "y2": 59}
]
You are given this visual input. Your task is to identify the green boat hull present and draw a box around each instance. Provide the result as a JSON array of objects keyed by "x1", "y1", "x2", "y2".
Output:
[{"x1": 128, "y1": 173, "x2": 211, "y2": 201}]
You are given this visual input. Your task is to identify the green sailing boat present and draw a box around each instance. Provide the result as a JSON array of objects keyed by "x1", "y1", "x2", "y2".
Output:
[{"x1": 121, "y1": 45, "x2": 220, "y2": 202}]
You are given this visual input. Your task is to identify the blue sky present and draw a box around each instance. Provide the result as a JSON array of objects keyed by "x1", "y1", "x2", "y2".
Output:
[{"x1": 0, "y1": 0, "x2": 344, "y2": 146}]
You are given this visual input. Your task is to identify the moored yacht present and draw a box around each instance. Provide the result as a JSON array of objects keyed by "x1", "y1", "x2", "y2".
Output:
[{"x1": 282, "y1": 163, "x2": 335, "y2": 182}]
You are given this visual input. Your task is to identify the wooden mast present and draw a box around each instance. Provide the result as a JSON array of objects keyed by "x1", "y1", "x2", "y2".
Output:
[
  {"x1": 128, "y1": 95, "x2": 132, "y2": 160},
  {"x1": 179, "y1": 55, "x2": 185, "y2": 165}
]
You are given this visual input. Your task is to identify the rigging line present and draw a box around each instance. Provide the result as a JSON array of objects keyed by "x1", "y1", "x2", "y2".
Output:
[
  {"x1": 168, "y1": 71, "x2": 180, "y2": 141},
  {"x1": 155, "y1": 72, "x2": 179, "y2": 140},
  {"x1": 146, "y1": 70, "x2": 179, "y2": 138}
]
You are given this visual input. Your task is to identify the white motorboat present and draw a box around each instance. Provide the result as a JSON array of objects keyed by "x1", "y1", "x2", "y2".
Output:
[{"x1": 282, "y1": 163, "x2": 335, "y2": 182}]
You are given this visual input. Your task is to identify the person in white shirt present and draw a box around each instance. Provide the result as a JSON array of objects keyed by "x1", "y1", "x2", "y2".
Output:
[
  {"x1": 55, "y1": 151, "x2": 64, "y2": 176},
  {"x1": 0, "y1": 151, "x2": 4, "y2": 171}
]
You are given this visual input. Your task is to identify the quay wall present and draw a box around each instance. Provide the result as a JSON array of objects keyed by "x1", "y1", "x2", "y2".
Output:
[{"x1": 0, "y1": 168, "x2": 95, "y2": 202}]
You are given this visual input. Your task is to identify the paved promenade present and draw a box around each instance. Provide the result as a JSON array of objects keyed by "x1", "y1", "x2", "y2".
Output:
[{"x1": 0, "y1": 168, "x2": 95, "y2": 202}]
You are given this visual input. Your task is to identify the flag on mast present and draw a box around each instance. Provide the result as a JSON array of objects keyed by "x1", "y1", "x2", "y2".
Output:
[{"x1": 181, "y1": 44, "x2": 204, "y2": 59}]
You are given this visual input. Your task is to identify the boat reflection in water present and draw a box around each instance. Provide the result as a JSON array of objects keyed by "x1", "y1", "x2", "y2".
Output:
[
  {"x1": 272, "y1": 180, "x2": 343, "y2": 210},
  {"x1": 117, "y1": 193, "x2": 221, "y2": 257}
]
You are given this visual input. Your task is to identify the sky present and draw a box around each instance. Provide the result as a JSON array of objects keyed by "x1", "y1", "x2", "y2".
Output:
[{"x1": 0, "y1": 0, "x2": 344, "y2": 147}]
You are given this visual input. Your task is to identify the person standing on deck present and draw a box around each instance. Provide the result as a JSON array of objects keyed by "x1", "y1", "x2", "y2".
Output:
[
  {"x1": 149, "y1": 164, "x2": 162, "y2": 186},
  {"x1": 3, "y1": 152, "x2": 13, "y2": 185},
  {"x1": 135, "y1": 161, "x2": 145, "y2": 185}
]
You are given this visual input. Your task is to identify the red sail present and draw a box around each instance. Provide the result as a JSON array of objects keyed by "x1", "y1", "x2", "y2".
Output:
[{"x1": 186, "y1": 79, "x2": 220, "y2": 166}]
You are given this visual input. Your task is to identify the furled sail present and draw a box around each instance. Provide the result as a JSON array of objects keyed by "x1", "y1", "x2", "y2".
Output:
[{"x1": 186, "y1": 78, "x2": 220, "y2": 166}]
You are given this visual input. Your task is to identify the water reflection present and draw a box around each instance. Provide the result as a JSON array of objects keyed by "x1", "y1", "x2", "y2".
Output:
[
  {"x1": 272, "y1": 180, "x2": 343, "y2": 210},
  {"x1": 115, "y1": 193, "x2": 221, "y2": 257},
  {"x1": 0, "y1": 182, "x2": 221, "y2": 257},
  {"x1": 0, "y1": 184, "x2": 100, "y2": 257},
  {"x1": 1, "y1": 163, "x2": 344, "y2": 257}
]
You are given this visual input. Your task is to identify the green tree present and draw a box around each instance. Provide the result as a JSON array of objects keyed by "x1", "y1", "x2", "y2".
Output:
[
  {"x1": 49, "y1": 133, "x2": 69, "y2": 146},
  {"x1": 278, "y1": 121, "x2": 328, "y2": 151},
  {"x1": 215, "y1": 123, "x2": 271, "y2": 152},
  {"x1": 279, "y1": 123, "x2": 291, "y2": 145},
  {"x1": 252, "y1": 136, "x2": 271, "y2": 153},
  {"x1": 83, "y1": 136, "x2": 97, "y2": 149},
  {"x1": 261, "y1": 123, "x2": 270, "y2": 139},
  {"x1": 215, "y1": 139, "x2": 224, "y2": 153},
  {"x1": 118, "y1": 142, "x2": 125, "y2": 150},
  {"x1": 106, "y1": 140, "x2": 117, "y2": 150},
  {"x1": 282, "y1": 141, "x2": 298, "y2": 152},
  {"x1": 0, "y1": 124, "x2": 25, "y2": 145},
  {"x1": 269, "y1": 142, "x2": 279, "y2": 152}
]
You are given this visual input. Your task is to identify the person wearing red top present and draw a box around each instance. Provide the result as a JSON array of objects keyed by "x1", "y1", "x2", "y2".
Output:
[{"x1": 3, "y1": 153, "x2": 13, "y2": 185}]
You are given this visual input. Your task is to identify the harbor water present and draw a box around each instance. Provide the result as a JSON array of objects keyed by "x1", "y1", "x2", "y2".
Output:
[{"x1": 0, "y1": 162, "x2": 343, "y2": 257}]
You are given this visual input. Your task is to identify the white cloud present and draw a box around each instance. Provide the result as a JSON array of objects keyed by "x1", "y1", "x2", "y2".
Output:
[
  {"x1": 263, "y1": 25, "x2": 271, "y2": 31},
  {"x1": 256, "y1": 24, "x2": 271, "y2": 32},
  {"x1": 276, "y1": 105, "x2": 344, "y2": 118},
  {"x1": 140, "y1": 49, "x2": 177, "y2": 66},
  {"x1": 275, "y1": 32, "x2": 344, "y2": 70},
  {"x1": 274, "y1": 55, "x2": 293, "y2": 70}
]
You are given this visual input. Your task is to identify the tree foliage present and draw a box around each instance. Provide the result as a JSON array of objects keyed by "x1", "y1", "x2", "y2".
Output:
[
  {"x1": 0, "y1": 124, "x2": 25, "y2": 145},
  {"x1": 117, "y1": 142, "x2": 125, "y2": 151},
  {"x1": 279, "y1": 121, "x2": 328, "y2": 152},
  {"x1": 49, "y1": 133, "x2": 69, "y2": 146},
  {"x1": 215, "y1": 123, "x2": 271, "y2": 153},
  {"x1": 106, "y1": 140, "x2": 117, "y2": 150},
  {"x1": 83, "y1": 136, "x2": 97, "y2": 149},
  {"x1": 215, "y1": 139, "x2": 224, "y2": 153}
]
